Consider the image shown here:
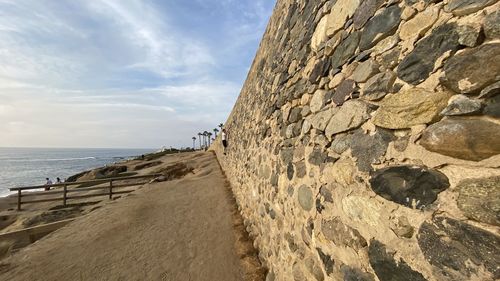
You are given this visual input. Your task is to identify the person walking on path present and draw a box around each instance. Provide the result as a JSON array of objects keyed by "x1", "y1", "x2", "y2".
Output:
[{"x1": 221, "y1": 129, "x2": 228, "y2": 155}]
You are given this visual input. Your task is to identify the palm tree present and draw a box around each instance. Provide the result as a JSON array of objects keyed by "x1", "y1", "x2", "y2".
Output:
[
  {"x1": 197, "y1": 132, "x2": 202, "y2": 149},
  {"x1": 213, "y1": 128, "x2": 219, "y2": 138},
  {"x1": 207, "y1": 132, "x2": 213, "y2": 146},
  {"x1": 218, "y1": 123, "x2": 223, "y2": 129},
  {"x1": 192, "y1": 137, "x2": 196, "y2": 150},
  {"x1": 203, "y1": 131, "x2": 208, "y2": 148}
]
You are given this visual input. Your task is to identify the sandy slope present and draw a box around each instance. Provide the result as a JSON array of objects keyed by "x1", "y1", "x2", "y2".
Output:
[{"x1": 0, "y1": 152, "x2": 261, "y2": 281}]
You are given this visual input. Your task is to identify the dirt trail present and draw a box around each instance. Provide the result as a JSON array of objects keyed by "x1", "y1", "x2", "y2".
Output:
[{"x1": 0, "y1": 152, "x2": 262, "y2": 281}]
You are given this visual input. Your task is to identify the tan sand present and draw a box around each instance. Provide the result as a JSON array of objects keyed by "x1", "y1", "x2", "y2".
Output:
[{"x1": 0, "y1": 152, "x2": 263, "y2": 281}]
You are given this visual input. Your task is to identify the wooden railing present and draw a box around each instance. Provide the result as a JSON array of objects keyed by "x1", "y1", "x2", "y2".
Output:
[{"x1": 9, "y1": 174, "x2": 162, "y2": 211}]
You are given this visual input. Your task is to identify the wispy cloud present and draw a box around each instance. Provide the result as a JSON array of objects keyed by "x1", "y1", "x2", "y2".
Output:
[{"x1": 0, "y1": 0, "x2": 275, "y2": 148}]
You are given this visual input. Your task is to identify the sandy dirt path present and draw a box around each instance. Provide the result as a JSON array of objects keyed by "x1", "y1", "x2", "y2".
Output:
[{"x1": 0, "y1": 152, "x2": 258, "y2": 281}]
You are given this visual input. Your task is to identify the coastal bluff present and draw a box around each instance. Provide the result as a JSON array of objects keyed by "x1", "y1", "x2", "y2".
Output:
[{"x1": 212, "y1": 0, "x2": 500, "y2": 280}]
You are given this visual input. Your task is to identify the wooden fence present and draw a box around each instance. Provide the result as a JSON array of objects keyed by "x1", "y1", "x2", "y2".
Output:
[{"x1": 9, "y1": 174, "x2": 162, "y2": 211}]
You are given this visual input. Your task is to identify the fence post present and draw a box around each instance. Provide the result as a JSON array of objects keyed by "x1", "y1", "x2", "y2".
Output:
[
  {"x1": 109, "y1": 180, "x2": 113, "y2": 199},
  {"x1": 17, "y1": 189, "x2": 21, "y2": 211},
  {"x1": 63, "y1": 185, "x2": 67, "y2": 206}
]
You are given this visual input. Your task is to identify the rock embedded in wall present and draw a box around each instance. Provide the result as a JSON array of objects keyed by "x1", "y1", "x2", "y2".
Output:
[
  {"x1": 316, "y1": 248, "x2": 334, "y2": 276},
  {"x1": 484, "y1": 10, "x2": 500, "y2": 39},
  {"x1": 418, "y1": 216, "x2": 500, "y2": 279},
  {"x1": 326, "y1": 0, "x2": 361, "y2": 37},
  {"x1": 399, "y1": 5, "x2": 439, "y2": 41},
  {"x1": 325, "y1": 100, "x2": 371, "y2": 136},
  {"x1": 360, "y1": 71, "x2": 397, "y2": 101},
  {"x1": 310, "y1": 107, "x2": 338, "y2": 131},
  {"x1": 372, "y1": 88, "x2": 452, "y2": 129},
  {"x1": 351, "y1": 60, "x2": 380, "y2": 83},
  {"x1": 398, "y1": 23, "x2": 460, "y2": 85},
  {"x1": 441, "y1": 43, "x2": 500, "y2": 94},
  {"x1": 332, "y1": 79, "x2": 357, "y2": 105},
  {"x1": 456, "y1": 176, "x2": 500, "y2": 226},
  {"x1": 440, "y1": 94, "x2": 482, "y2": 116},
  {"x1": 369, "y1": 165, "x2": 450, "y2": 208},
  {"x1": 330, "y1": 32, "x2": 361, "y2": 69},
  {"x1": 444, "y1": 0, "x2": 497, "y2": 16},
  {"x1": 298, "y1": 185, "x2": 314, "y2": 211},
  {"x1": 368, "y1": 240, "x2": 427, "y2": 281},
  {"x1": 321, "y1": 218, "x2": 367, "y2": 251},
  {"x1": 352, "y1": 0, "x2": 384, "y2": 30},
  {"x1": 419, "y1": 117, "x2": 500, "y2": 161},
  {"x1": 350, "y1": 129, "x2": 395, "y2": 172},
  {"x1": 359, "y1": 5, "x2": 402, "y2": 51}
]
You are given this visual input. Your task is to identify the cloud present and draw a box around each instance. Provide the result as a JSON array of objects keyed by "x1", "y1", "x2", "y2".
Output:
[{"x1": 0, "y1": 0, "x2": 275, "y2": 148}]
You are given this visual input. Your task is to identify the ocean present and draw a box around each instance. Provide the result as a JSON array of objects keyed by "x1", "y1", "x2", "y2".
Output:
[{"x1": 0, "y1": 147, "x2": 154, "y2": 197}]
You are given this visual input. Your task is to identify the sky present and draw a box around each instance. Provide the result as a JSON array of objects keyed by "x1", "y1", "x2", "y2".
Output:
[{"x1": 0, "y1": 0, "x2": 275, "y2": 149}]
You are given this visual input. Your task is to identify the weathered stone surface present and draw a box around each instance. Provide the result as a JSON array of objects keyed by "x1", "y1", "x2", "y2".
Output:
[
  {"x1": 316, "y1": 248, "x2": 334, "y2": 276},
  {"x1": 319, "y1": 185, "x2": 333, "y2": 203},
  {"x1": 341, "y1": 266, "x2": 376, "y2": 281},
  {"x1": 311, "y1": 15, "x2": 329, "y2": 51},
  {"x1": 310, "y1": 108, "x2": 337, "y2": 131},
  {"x1": 289, "y1": 107, "x2": 303, "y2": 123},
  {"x1": 309, "y1": 146, "x2": 327, "y2": 166},
  {"x1": 332, "y1": 79, "x2": 356, "y2": 105},
  {"x1": 326, "y1": 0, "x2": 361, "y2": 36},
  {"x1": 418, "y1": 217, "x2": 500, "y2": 279},
  {"x1": 456, "y1": 176, "x2": 500, "y2": 226},
  {"x1": 373, "y1": 88, "x2": 451, "y2": 129},
  {"x1": 369, "y1": 165, "x2": 450, "y2": 208},
  {"x1": 378, "y1": 46, "x2": 401, "y2": 69},
  {"x1": 280, "y1": 147, "x2": 294, "y2": 164},
  {"x1": 440, "y1": 94, "x2": 482, "y2": 116},
  {"x1": 287, "y1": 162, "x2": 294, "y2": 180},
  {"x1": 342, "y1": 196, "x2": 382, "y2": 227},
  {"x1": 398, "y1": 23, "x2": 460, "y2": 85},
  {"x1": 309, "y1": 59, "x2": 330, "y2": 84},
  {"x1": 331, "y1": 32, "x2": 361, "y2": 69},
  {"x1": 390, "y1": 216, "x2": 414, "y2": 238},
  {"x1": 295, "y1": 161, "x2": 306, "y2": 178},
  {"x1": 484, "y1": 10, "x2": 500, "y2": 40},
  {"x1": 420, "y1": 117, "x2": 500, "y2": 161},
  {"x1": 479, "y1": 81, "x2": 500, "y2": 98},
  {"x1": 351, "y1": 60, "x2": 380, "y2": 83},
  {"x1": 298, "y1": 185, "x2": 314, "y2": 211},
  {"x1": 399, "y1": 6, "x2": 439, "y2": 41},
  {"x1": 325, "y1": 100, "x2": 371, "y2": 137},
  {"x1": 305, "y1": 256, "x2": 325, "y2": 281},
  {"x1": 457, "y1": 24, "x2": 482, "y2": 47},
  {"x1": 369, "y1": 240, "x2": 427, "y2": 281},
  {"x1": 371, "y1": 35, "x2": 399, "y2": 56},
  {"x1": 444, "y1": 0, "x2": 497, "y2": 16},
  {"x1": 330, "y1": 133, "x2": 352, "y2": 154},
  {"x1": 441, "y1": 43, "x2": 500, "y2": 94},
  {"x1": 352, "y1": 0, "x2": 384, "y2": 30},
  {"x1": 310, "y1": 90, "x2": 328, "y2": 113},
  {"x1": 359, "y1": 5, "x2": 402, "y2": 51},
  {"x1": 322, "y1": 218, "x2": 367, "y2": 250},
  {"x1": 361, "y1": 71, "x2": 397, "y2": 101},
  {"x1": 483, "y1": 94, "x2": 500, "y2": 118},
  {"x1": 351, "y1": 129, "x2": 394, "y2": 172}
]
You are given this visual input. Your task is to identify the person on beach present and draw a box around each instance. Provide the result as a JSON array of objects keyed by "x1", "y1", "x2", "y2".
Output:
[
  {"x1": 56, "y1": 177, "x2": 62, "y2": 184},
  {"x1": 45, "y1": 178, "x2": 53, "y2": 191},
  {"x1": 221, "y1": 128, "x2": 228, "y2": 155}
]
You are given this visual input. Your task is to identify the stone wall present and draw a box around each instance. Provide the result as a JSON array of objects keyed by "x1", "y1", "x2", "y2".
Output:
[{"x1": 212, "y1": 0, "x2": 500, "y2": 280}]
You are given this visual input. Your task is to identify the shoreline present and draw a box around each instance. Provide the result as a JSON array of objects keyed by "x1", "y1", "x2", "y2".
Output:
[{"x1": 0, "y1": 148, "x2": 174, "y2": 198}]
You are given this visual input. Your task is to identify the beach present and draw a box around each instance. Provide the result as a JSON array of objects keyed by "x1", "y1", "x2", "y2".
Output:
[{"x1": 0, "y1": 151, "x2": 264, "y2": 280}]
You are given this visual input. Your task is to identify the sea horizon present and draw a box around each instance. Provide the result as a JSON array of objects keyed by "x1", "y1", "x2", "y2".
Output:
[{"x1": 0, "y1": 147, "x2": 155, "y2": 197}]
